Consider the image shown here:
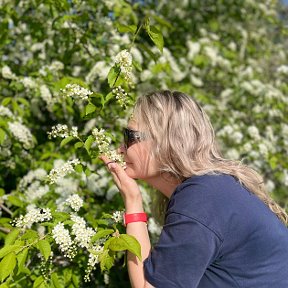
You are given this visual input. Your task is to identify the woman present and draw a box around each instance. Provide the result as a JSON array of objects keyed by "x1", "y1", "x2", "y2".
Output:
[{"x1": 100, "y1": 90, "x2": 288, "y2": 288}]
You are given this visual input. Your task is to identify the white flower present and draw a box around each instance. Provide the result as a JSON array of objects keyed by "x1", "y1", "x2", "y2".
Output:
[
  {"x1": 247, "y1": 126, "x2": 260, "y2": 140},
  {"x1": 47, "y1": 124, "x2": 69, "y2": 139},
  {"x1": 60, "y1": 84, "x2": 93, "y2": 101},
  {"x1": 25, "y1": 182, "x2": 50, "y2": 202},
  {"x1": 85, "y1": 61, "x2": 110, "y2": 83},
  {"x1": 1, "y1": 65, "x2": 16, "y2": 79},
  {"x1": 148, "y1": 217, "x2": 161, "y2": 236},
  {"x1": 8, "y1": 121, "x2": 34, "y2": 149},
  {"x1": 277, "y1": 65, "x2": 288, "y2": 75},
  {"x1": 282, "y1": 170, "x2": 288, "y2": 186},
  {"x1": 84, "y1": 245, "x2": 104, "y2": 282},
  {"x1": 187, "y1": 41, "x2": 201, "y2": 60},
  {"x1": 40, "y1": 85, "x2": 54, "y2": 108},
  {"x1": 140, "y1": 70, "x2": 153, "y2": 82},
  {"x1": 20, "y1": 77, "x2": 37, "y2": 89},
  {"x1": 50, "y1": 61, "x2": 64, "y2": 71},
  {"x1": 226, "y1": 148, "x2": 240, "y2": 160},
  {"x1": 65, "y1": 194, "x2": 83, "y2": 212},
  {"x1": 52, "y1": 223, "x2": 76, "y2": 259},
  {"x1": 19, "y1": 168, "x2": 47, "y2": 191},
  {"x1": 112, "y1": 211, "x2": 123, "y2": 223},
  {"x1": 112, "y1": 86, "x2": 129, "y2": 107},
  {"x1": 115, "y1": 49, "x2": 132, "y2": 68},
  {"x1": 47, "y1": 159, "x2": 80, "y2": 184},
  {"x1": 265, "y1": 180, "x2": 275, "y2": 193},
  {"x1": 190, "y1": 75, "x2": 203, "y2": 87},
  {"x1": 114, "y1": 50, "x2": 133, "y2": 84},
  {"x1": 0, "y1": 105, "x2": 14, "y2": 118},
  {"x1": 14, "y1": 208, "x2": 52, "y2": 229},
  {"x1": 70, "y1": 214, "x2": 96, "y2": 248}
]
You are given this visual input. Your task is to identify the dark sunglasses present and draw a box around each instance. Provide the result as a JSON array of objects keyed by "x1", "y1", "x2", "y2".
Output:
[{"x1": 123, "y1": 128, "x2": 144, "y2": 149}]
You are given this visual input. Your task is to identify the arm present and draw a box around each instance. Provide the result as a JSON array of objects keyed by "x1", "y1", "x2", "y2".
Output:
[{"x1": 100, "y1": 157, "x2": 154, "y2": 288}]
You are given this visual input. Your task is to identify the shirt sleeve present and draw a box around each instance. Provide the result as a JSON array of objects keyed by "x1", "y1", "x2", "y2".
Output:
[{"x1": 144, "y1": 212, "x2": 222, "y2": 288}]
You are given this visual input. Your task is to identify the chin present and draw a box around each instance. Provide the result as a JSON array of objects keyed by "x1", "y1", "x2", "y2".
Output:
[{"x1": 125, "y1": 167, "x2": 142, "y2": 179}]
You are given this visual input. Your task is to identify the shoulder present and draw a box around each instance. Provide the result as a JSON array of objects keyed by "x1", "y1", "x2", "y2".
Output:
[
  {"x1": 166, "y1": 173, "x2": 256, "y2": 238},
  {"x1": 168, "y1": 173, "x2": 244, "y2": 212}
]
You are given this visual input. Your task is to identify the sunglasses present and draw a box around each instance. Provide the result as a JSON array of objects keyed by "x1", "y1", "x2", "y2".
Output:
[{"x1": 123, "y1": 128, "x2": 144, "y2": 149}]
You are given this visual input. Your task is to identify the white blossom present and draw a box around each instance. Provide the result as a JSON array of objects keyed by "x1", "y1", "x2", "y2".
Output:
[
  {"x1": 187, "y1": 40, "x2": 201, "y2": 60},
  {"x1": 112, "y1": 211, "x2": 123, "y2": 223},
  {"x1": 65, "y1": 194, "x2": 83, "y2": 212},
  {"x1": 52, "y1": 223, "x2": 76, "y2": 259},
  {"x1": 60, "y1": 84, "x2": 93, "y2": 101},
  {"x1": 85, "y1": 61, "x2": 110, "y2": 83},
  {"x1": 20, "y1": 77, "x2": 37, "y2": 89},
  {"x1": 0, "y1": 105, "x2": 14, "y2": 118},
  {"x1": 114, "y1": 49, "x2": 133, "y2": 83},
  {"x1": 247, "y1": 125, "x2": 261, "y2": 140},
  {"x1": 112, "y1": 86, "x2": 129, "y2": 107},
  {"x1": 8, "y1": 121, "x2": 34, "y2": 149},
  {"x1": 148, "y1": 217, "x2": 162, "y2": 236},
  {"x1": 19, "y1": 168, "x2": 47, "y2": 191},
  {"x1": 40, "y1": 85, "x2": 54, "y2": 108},
  {"x1": 84, "y1": 245, "x2": 104, "y2": 282},
  {"x1": 1, "y1": 65, "x2": 16, "y2": 79},
  {"x1": 190, "y1": 75, "x2": 203, "y2": 87},
  {"x1": 277, "y1": 65, "x2": 288, "y2": 75},
  {"x1": 47, "y1": 159, "x2": 80, "y2": 184},
  {"x1": 71, "y1": 214, "x2": 96, "y2": 248},
  {"x1": 25, "y1": 181, "x2": 50, "y2": 202},
  {"x1": 14, "y1": 208, "x2": 52, "y2": 229}
]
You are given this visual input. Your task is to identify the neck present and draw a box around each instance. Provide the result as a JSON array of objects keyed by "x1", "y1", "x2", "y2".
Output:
[{"x1": 145, "y1": 173, "x2": 181, "y2": 198}]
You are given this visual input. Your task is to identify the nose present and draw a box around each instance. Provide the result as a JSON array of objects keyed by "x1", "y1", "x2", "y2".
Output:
[{"x1": 117, "y1": 143, "x2": 126, "y2": 154}]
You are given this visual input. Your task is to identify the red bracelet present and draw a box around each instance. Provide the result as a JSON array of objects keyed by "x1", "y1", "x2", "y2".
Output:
[{"x1": 123, "y1": 212, "x2": 148, "y2": 226}]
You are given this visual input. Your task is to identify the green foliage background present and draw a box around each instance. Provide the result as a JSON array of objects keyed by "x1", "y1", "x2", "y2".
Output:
[{"x1": 0, "y1": 0, "x2": 287, "y2": 287}]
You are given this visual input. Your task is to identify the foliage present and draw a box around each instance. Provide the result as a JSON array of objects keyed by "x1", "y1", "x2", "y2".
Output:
[{"x1": 0, "y1": 0, "x2": 287, "y2": 286}]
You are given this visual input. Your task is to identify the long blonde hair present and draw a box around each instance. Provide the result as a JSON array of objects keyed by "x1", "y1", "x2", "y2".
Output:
[{"x1": 134, "y1": 90, "x2": 288, "y2": 225}]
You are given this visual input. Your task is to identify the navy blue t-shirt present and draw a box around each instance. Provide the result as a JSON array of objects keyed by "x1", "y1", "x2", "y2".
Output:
[{"x1": 144, "y1": 174, "x2": 288, "y2": 287}]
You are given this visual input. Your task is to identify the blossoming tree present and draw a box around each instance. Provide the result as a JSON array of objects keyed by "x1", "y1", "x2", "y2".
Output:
[{"x1": 0, "y1": 0, "x2": 287, "y2": 287}]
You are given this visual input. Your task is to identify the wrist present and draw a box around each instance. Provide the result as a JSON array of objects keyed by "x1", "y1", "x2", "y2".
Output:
[{"x1": 124, "y1": 195, "x2": 143, "y2": 214}]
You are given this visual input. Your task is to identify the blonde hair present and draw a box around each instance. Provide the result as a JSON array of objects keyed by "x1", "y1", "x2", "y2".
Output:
[{"x1": 134, "y1": 90, "x2": 288, "y2": 225}]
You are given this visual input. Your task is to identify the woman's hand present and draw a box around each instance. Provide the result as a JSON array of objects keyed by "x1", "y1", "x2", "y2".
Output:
[{"x1": 99, "y1": 155, "x2": 143, "y2": 212}]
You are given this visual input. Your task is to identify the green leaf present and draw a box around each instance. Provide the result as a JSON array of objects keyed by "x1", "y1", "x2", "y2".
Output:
[
  {"x1": 33, "y1": 275, "x2": 45, "y2": 288},
  {"x1": 16, "y1": 248, "x2": 28, "y2": 273},
  {"x1": 5, "y1": 229, "x2": 20, "y2": 246},
  {"x1": 107, "y1": 66, "x2": 121, "y2": 88},
  {"x1": 0, "y1": 252, "x2": 16, "y2": 281},
  {"x1": 99, "y1": 249, "x2": 114, "y2": 272},
  {"x1": 117, "y1": 24, "x2": 137, "y2": 34},
  {"x1": 74, "y1": 141, "x2": 83, "y2": 149},
  {"x1": 60, "y1": 136, "x2": 74, "y2": 148},
  {"x1": 74, "y1": 164, "x2": 83, "y2": 173},
  {"x1": 21, "y1": 230, "x2": 39, "y2": 240},
  {"x1": 0, "y1": 188, "x2": 4, "y2": 196},
  {"x1": 147, "y1": 25, "x2": 164, "y2": 53},
  {"x1": 109, "y1": 234, "x2": 141, "y2": 260},
  {"x1": 0, "y1": 128, "x2": 6, "y2": 144},
  {"x1": 51, "y1": 273, "x2": 62, "y2": 288},
  {"x1": 85, "y1": 103, "x2": 96, "y2": 115},
  {"x1": 0, "y1": 283, "x2": 9, "y2": 288},
  {"x1": 0, "y1": 245, "x2": 21, "y2": 259},
  {"x1": 37, "y1": 240, "x2": 51, "y2": 261},
  {"x1": 84, "y1": 135, "x2": 94, "y2": 153},
  {"x1": 91, "y1": 229, "x2": 114, "y2": 243},
  {"x1": 7, "y1": 195, "x2": 23, "y2": 207},
  {"x1": 1, "y1": 97, "x2": 11, "y2": 106},
  {"x1": 84, "y1": 168, "x2": 91, "y2": 176}
]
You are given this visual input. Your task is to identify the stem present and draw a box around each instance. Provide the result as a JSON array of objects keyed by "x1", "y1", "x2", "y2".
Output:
[
  {"x1": 0, "y1": 227, "x2": 11, "y2": 233},
  {"x1": 0, "y1": 203, "x2": 13, "y2": 216}
]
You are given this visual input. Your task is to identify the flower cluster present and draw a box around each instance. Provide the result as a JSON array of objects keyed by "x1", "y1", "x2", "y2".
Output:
[
  {"x1": 52, "y1": 223, "x2": 77, "y2": 259},
  {"x1": 112, "y1": 211, "x2": 123, "y2": 223},
  {"x1": 60, "y1": 84, "x2": 93, "y2": 101},
  {"x1": 14, "y1": 208, "x2": 52, "y2": 229},
  {"x1": 8, "y1": 121, "x2": 34, "y2": 149},
  {"x1": 19, "y1": 168, "x2": 47, "y2": 191},
  {"x1": 84, "y1": 245, "x2": 104, "y2": 282},
  {"x1": 47, "y1": 124, "x2": 78, "y2": 139},
  {"x1": 71, "y1": 214, "x2": 96, "y2": 248},
  {"x1": 92, "y1": 128, "x2": 123, "y2": 163},
  {"x1": 65, "y1": 194, "x2": 84, "y2": 212},
  {"x1": 114, "y1": 49, "x2": 133, "y2": 84},
  {"x1": 112, "y1": 86, "x2": 129, "y2": 107},
  {"x1": 0, "y1": 105, "x2": 14, "y2": 118},
  {"x1": 47, "y1": 159, "x2": 80, "y2": 184},
  {"x1": 1, "y1": 65, "x2": 17, "y2": 80}
]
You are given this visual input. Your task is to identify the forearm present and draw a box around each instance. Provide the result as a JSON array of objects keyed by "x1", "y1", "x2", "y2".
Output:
[{"x1": 125, "y1": 199, "x2": 152, "y2": 288}]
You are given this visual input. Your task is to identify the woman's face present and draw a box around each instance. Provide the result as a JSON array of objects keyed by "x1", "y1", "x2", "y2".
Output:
[{"x1": 119, "y1": 120, "x2": 160, "y2": 180}]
